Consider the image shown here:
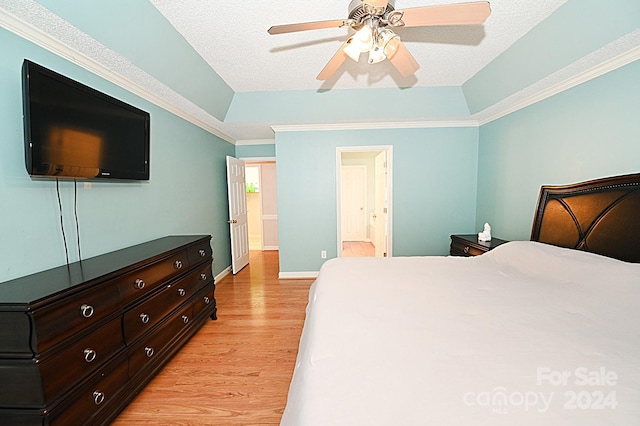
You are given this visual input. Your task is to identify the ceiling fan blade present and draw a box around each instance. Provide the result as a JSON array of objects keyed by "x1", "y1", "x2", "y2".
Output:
[
  {"x1": 317, "y1": 41, "x2": 350, "y2": 81},
  {"x1": 388, "y1": 41, "x2": 420, "y2": 77},
  {"x1": 400, "y1": 1, "x2": 491, "y2": 28},
  {"x1": 268, "y1": 19, "x2": 351, "y2": 35}
]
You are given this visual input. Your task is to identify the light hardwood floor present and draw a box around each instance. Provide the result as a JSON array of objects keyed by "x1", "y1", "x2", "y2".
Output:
[
  {"x1": 342, "y1": 241, "x2": 375, "y2": 257},
  {"x1": 113, "y1": 250, "x2": 313, "y2": 425}
]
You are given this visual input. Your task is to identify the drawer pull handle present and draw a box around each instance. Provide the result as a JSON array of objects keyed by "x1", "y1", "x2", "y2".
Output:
[
  {"x1": 93, "y1": 391, "x2": 105, "y2": 406},
  {"x1": 177, "y1": 288, "x2": 186, "y2": 297},
  {"x1": 140, "y1": 313, "x2": 150, "y2": 324},
  {"x1": 199, "y1": 249, "x2": 206, "y2": 257},
  {"x1": 174, "y1": 260, "x2": 183, "y2": 270},
  {"x1": 83, "y1": 349, "x2": 97, "y2": 363},
  {"x1": 134, "y1": 278, "x2": 146, "y2": 290},
  {"x1": 200, "y1": 273, "x2": 207, "y2": 280},
  {"x1": 463, "y1": 246, "x2": 470, "y2": 254},
  {"x1": 181, "y1": 315, "x2": 189, "y2": 324},
  {"x1": 204, "y1": 296, "x2": 210, "y2": 305},
  {"x1": 145, "y1": 347, "x2": 154, "y2": 358},
  {"x1": 80, "y1": 304, "x2": 94, "y2": 318}
]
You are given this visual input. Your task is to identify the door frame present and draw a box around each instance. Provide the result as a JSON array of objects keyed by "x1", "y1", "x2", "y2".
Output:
[{"x1": 336, "y1": 146, "x2": 393, "y2": 258}]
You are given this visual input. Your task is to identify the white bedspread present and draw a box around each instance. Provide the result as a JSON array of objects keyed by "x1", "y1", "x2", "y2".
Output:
[{"x1": 281, "y1": 241, "x2": 640, "y2": 425}]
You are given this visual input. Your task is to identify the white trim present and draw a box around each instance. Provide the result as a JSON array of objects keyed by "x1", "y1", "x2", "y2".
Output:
[
  {"x1": 262, "y1": 246, "x2": 279, "y2": 250},
  {"x1": 272, "y1": 120, "x2": 478, "y2": 133},
  {"x1": 477, "y1": 45, "x2": 640, "y2": 125},
  {"x1": 215, "y1": 266, "x2": 232, "y2": 283},
  {"x1": 235, "y1": 139, "x2": 275, "y2": 146},
  {"x1": 278, "y1": 271, "x2": 319, "y2": 279},
  {"x1": 262, "y1": 214, "x2": 278, "y2": 220},
  {"x1": 0, "y1": 8, "x2": 235, "y2": 144}
]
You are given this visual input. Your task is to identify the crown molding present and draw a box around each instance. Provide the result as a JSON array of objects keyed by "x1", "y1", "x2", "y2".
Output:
[
  {"x1": 476, "y1": 44, "x2": 640, "y2": 125},
  {"x1": 0, "y1": 8, "x2": 235, "y2": 144},
  {"x1": 235, "y1": 139, "x2": 276, "y2": 146},
  {"x1": 271, "y1": 119, "x2": 479, "y2": 133}
]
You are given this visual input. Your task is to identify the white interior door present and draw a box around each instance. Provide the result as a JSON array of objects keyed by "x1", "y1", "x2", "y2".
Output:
[
  {"x1": 226, "y1": 156, "x2": 249, "y2": 274},
  {"x1": 340, "y1": 165, "x2": 367, "y2": 241},
  {"x1": 373, "y1": 152, "x2": 388, "y2": 257}
]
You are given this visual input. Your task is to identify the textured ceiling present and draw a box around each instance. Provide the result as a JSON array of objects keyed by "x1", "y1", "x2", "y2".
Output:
[{"x1": 149, "y1": 0, "x2": 569, "y2": 92}]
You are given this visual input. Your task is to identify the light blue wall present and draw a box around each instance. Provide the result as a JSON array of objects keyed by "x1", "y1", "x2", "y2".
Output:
[
  {"x1": 0, "y1": 27, "x2": 234, "y2": 283},
  {"x1": 464, "y1": 0, "x2": 640, "y2": 114},
  {"x1": 226, "y1": 86, "x2": 470, "y2": 123},
  {"x1": 235, "y1": 143, "x2": 276, "y2": 159},
  {"x1": 476, "y1": 60, "x2": 640, "y2": 241},
  {"x1": 277, "y1": 127, "x2": 478, "y2": 273},
  {"x1": 35, "y1": 0, "x2": 234, "y2": 121}
]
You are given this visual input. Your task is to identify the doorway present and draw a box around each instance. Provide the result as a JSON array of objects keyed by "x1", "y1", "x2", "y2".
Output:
[
  {"x1": 337, "y1": 146, "x2": 392, "y2": 258},
  {"x1": 245, "y1": 161, "x2": 278, "y2": 251}
]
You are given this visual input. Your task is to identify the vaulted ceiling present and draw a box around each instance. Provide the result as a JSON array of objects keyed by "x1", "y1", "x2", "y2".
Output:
[{"x1": 1, "y1": 0, "x2": 639, "y2": 142}]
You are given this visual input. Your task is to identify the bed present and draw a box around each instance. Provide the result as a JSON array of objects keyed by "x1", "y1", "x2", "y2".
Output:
[{"x1": 281, "y1": 173, "x2": 640, "y2": 426}]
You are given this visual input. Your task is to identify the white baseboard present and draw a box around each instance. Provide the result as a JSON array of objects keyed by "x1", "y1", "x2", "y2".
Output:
[
  {"x1": 278, "y1": 271, "x2": 319, "y2": 279},
  {"x1": 215, "y1": 266, "x2": 232, "y2": 283},
  {"x1": 262, "y1": 245, "x2": 279, "y2": 250}
]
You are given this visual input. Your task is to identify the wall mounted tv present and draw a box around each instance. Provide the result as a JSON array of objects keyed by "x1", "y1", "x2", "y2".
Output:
[{"x1": 22, "y1": 60, "x2": 150, "y2": 180}]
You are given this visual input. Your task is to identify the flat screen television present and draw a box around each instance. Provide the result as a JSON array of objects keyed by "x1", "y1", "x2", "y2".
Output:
[{"x1": 22, "y1": 60, "x2": 150, "y2": 180}]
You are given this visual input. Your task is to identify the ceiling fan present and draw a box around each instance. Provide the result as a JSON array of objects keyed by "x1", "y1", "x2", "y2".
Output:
[{"x1": 268, "y1": 0, "x2": 491, "y2": 81}]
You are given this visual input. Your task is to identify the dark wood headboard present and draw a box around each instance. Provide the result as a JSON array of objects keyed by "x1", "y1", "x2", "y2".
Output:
[{"x1": 531, "y1": 173, "x2": 640, "y2": 263}]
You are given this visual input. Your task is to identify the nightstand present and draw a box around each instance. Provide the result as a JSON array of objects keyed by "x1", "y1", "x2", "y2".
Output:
[{"x1": 450, "y1": 234, "x2": 509, "y2": 257}]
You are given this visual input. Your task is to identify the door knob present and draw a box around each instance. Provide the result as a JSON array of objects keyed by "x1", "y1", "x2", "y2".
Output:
[{"x1": 227, "y1": 219, "x2": 238, "y2": 224}]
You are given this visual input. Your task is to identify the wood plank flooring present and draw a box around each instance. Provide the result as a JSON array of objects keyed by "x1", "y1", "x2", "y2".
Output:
[{"x1": 112, "y1": 250, "x2": 313, "y2": 425}]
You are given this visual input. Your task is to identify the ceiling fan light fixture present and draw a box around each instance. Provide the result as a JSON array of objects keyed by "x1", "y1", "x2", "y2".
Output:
[
  {"x1": 343, "y1": 37, "x2": 361, "y2": 61},
  {"x1": 377, "y1": 28, "x2": 401, "y2": 59},
  {"x1": 343, "y1": 25, "x2": 374, "y2": 62},
  {"x1": 368, "y1": 45, "x2": 386, "y2": 64}
]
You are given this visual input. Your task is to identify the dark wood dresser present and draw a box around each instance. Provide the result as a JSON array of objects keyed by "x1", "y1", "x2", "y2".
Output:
[
  {"x1": 450, "y1": 234, "x2": 509, "y2": 257},
  {"x1": 0, "y1": 235, "x2": 216, "y2": 425}
]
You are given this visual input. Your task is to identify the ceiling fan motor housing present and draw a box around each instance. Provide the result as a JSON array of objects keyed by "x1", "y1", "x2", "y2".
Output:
[{"x1": 348, "y1": 0, "x2": 396, "y2": 22}]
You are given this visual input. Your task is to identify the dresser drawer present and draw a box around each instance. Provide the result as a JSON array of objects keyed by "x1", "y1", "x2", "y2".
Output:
[
  {"x1": 47, "y1": 354, "x2": 128, "y2": 426},
  {"x1": 39, "y1": 318, "x2": 125, "y2": 405},
  {"x1": 187, "y1": 241, "x2": 212, "y2": 266},
  {"x1": 193, "y1": 282, "x2": 215, "y2": 319},
  {"x1": 31, "y1": 284, "x2": 122, "y2": 353},
  {"x1": 122, "y1": 263, "x2": 212, "y2": 344},
  {"x1": 128, "y1": 304, "x2": 193, "y2": 377},
  {"x1": 118, "y1": 251, "x2": 189, "y2": 306}
]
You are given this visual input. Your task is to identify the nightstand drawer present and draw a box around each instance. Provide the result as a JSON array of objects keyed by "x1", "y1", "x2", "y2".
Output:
[
  {"x1": 450, "y1": 234, "x2": 509, "y2": 257},
  {"x1": 450, "y1": 240, "x2": 485, "y2": 256}
]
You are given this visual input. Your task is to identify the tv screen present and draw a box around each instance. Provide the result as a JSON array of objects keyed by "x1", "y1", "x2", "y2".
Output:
[{"x1": 22, "y1": 60, "x2": 150, "y2": 180}]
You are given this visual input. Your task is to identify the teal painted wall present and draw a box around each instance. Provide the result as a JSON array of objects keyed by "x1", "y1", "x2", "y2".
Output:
[
  {"x1": 0, "y1": 27, "x2": 234, "y2": 283},
  {"x1": 476, "y1": 60, "x2": 640, "y2": 241},
  {"x1": 235, "y1": 143, "x2": 276, "y2": 159},
  {"x1": 276, "y1": 127, "x2": 478, "y2": 273},
  {"x1": 464, "y1": 0, "x2": 640, "y2": 114},
  {"x1": 35, "y1": 0, "x2": 234, "y2": 121},
  {"x1": 226, "y1": 86, "x2": 470, "y2": 123}
]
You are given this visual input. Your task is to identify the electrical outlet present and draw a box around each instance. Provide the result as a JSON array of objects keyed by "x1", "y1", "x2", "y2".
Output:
[{"x1": 321, "y1": 250, "x2": 327, "y2": 259}]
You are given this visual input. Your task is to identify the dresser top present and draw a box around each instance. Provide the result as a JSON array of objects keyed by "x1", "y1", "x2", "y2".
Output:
[{"x1": 0, "y1": 235, "x2": 210, "y2": 308}]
